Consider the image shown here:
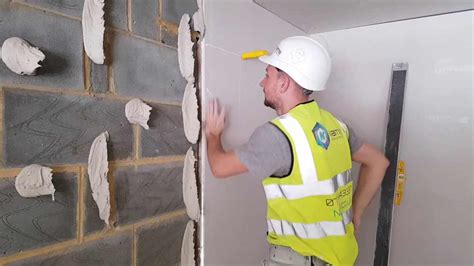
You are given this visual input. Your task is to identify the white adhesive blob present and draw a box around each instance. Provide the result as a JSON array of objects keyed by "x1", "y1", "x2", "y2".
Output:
[
  {"x1": 181, "y1": 220, "x2": 195, "y2": 266},
  {"x1": 82, "y1": 0, "x2": 105, "y2": 64},
  {"x1": 88, "y1": 131, "x2": 110, "y2": 225},
  {"x1": 125, "y1": 98, "x2": 152, "y2": 130},
  {"x1": 182, "y1": 82, "x2": 200, "y2": 144},
  {"x1": 1, "y1": 37, "x2": 45, "y2": 75},
  {"x1": 178, "y1": 14, "x2": 195, "y2": 82},
  {"x1": 183, "y1": 147, "x2": 200, "y2": 221},
  {"x1": 192, "y1": 9, "x2": 205, "y2": 37},
  {"x1": 15, "y1": 164, "x2": 55, "y2": 200}
]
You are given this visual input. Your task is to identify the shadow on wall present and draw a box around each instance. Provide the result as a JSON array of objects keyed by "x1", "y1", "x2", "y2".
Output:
[{"x1": 37, "y1": 49, "x2": 68, "y2": 76}]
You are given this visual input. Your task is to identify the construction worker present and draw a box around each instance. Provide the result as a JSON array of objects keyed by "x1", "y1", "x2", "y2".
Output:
[{"x1": 205, "y1": 36, "x2": 389, "y2": 266}]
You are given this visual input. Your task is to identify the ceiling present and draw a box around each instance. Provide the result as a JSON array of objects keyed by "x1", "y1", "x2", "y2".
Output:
[{"x1": 253, "y1": 0, "x2": 473, "y2": 34}]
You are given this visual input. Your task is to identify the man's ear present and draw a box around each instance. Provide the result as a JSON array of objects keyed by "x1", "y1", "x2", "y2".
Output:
[{"x1": 278, "y1": 73, "x2": 290, "y2": 93}]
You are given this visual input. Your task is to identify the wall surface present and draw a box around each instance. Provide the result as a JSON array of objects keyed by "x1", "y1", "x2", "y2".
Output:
[
  {"x1": 311, "y1": 10, "x2": 473, "y2": 265},
  {"x1": 201, "y1": 0, "x2": 303, "y2": 265},
  {"x1": 0, "y1": 0, "x2": 197, "y2": 265}
]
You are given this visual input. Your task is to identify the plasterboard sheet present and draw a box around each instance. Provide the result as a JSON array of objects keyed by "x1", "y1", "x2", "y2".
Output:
[
  {"x1": 202, "y1": 1, "x2": 304, "y2": 265},
  {"x1": 310, "y1": 11, "x2": 473, "y2": 265}
]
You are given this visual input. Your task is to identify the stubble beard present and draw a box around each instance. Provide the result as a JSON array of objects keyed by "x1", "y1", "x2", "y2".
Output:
[{"x1": 264, "y1": 98, "x2": 275, "y2": 110}]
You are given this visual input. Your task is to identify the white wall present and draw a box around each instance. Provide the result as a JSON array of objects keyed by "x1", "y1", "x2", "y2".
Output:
[
  {"x1": 201, "y1": 1, "x2": 304, "y2": 265},
  {"x1": 311, "y1": 11, "x2": 473, "y2": 265},
  {"x1": 202, "y1": 1, "x2": 472, "y2": 264}
]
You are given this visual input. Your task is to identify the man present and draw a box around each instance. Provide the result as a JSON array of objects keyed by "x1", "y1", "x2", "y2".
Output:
[{"x1": 205, "y1": 36, "x2": 389, "y2": 266}]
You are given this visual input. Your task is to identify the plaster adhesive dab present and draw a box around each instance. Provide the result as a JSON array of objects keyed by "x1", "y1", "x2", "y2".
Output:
[
  {"x1": 192, "y1": 9, "x2": 205, "y2": 37},
  {"x1": 178, "y1": 14, "x2": 195, "y2": 82},
  {"x1": 88, "y1": 131, "x2": 111, "y2": 225},
  {"x1": 15, "y1": 164, "x2": 55, "y2": 200},
  {"x1": 82, "y1": 0, "x2": 105, "y2": 64},
  {"x1": 181, "y1": 220, "x2": 196, "y2": 266},
  {"x1": 1, "y1": 37, "x2": 45, "y2": 75},
  {"x1": 125, "y1": 98, "x2": 152, "y2": 130},
  {"x1": 183, "y1": 147, "x2": 200, "y2": 221},
  {"x1": 182, "y1": 82, "x2": 200, "y2": 144}
]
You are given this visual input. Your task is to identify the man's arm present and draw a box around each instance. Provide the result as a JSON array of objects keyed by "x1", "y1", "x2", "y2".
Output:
[
  {"x1": 205, "y1": 99, "x2": 248, "y2": 178},
  {"x1": 351, "y1": 143, "x2": 390, "y2": 230}
]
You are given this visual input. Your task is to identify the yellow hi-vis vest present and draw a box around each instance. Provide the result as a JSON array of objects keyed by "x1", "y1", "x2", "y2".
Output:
[{"x1": 262, "y1": 101, "x2": 358, "y2": 265}]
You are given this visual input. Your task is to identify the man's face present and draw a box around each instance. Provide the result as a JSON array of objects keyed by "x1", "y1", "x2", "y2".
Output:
[{"x1": 259, "y1": 65, "x2": 280, "y2": 109}]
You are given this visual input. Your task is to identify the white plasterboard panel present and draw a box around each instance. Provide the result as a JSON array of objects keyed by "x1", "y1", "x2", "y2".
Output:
[
  {"x1": 202, "y1": 44, "x2": 270, "y2": 266},
  {"x1": 201, "y1": 0, "x2": 303, "y2": 265},
  {"x1": 310, "y1": 11, "x2": 473, "y2": 265},
  {"x1": 204, "y1": 0, "x2": 304, "y2": 56},
  {"x1": 389, "y1": 11, "x2": 472, "y2": 265},
  {"x1": 254, "y1": 0, "x2": 473, "y2": 34}
]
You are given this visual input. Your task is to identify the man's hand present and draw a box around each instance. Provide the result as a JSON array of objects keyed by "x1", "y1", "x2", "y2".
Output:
[
  {"x1": 204, "y1": 98, "x2": 248, "y2": 178},
  {"x1": 205, "y1": 98, "x2": 226, "y2": 139}
]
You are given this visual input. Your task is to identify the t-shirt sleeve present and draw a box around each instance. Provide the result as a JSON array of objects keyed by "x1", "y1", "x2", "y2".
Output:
[
  {"x1": 235, "y1": 123, "x2": 292, "y2": 178},
  {"x1": 347, "y1": 126, "x2": 363, "y2": 154}
]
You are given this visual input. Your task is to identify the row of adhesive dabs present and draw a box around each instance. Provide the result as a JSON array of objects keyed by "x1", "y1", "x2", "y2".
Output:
[{"x1": 2, "y1": 0, "x2": 205, "y2": 264}]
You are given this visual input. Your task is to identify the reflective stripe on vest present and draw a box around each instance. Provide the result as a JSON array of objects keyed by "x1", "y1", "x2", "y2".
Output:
[
  {"x1": 278, "y1": 114, "x2": 317, "y2": 184},
  {"x1": 264, "y1": 171, "x2": 351, "y2": 200},
  {"x1": 267, "y1": 209, "x2": 352, "y2": 239}
]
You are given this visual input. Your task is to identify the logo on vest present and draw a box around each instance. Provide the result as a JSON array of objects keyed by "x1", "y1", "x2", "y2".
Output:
[
  {"x1": 329, "y1": 128, "x2": 344, "y2": 140},
  {"x1": 313, "y1": 123, "x2": 330, "y2": 150}
]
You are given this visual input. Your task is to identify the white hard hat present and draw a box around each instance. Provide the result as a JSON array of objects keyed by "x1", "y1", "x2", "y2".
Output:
[{"x1": 259, "y1": 36, "x2": 331, "y2": 91}]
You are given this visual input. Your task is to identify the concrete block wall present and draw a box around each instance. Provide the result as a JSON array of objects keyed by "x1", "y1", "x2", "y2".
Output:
[{"x1": 0, "y1": 0, "x2": 198, "y2": 265}]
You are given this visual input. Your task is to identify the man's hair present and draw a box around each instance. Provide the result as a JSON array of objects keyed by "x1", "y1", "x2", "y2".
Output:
[
  {"x1": 302, "y1": 88, "x2": 313, "y2": 96},
  {"x1": 276, "y1": 67, "x2": 313, "y2": 96}
]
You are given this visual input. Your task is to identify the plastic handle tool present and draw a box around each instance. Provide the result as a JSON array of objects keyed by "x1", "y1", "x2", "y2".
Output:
[{"x1": 241, "y1": 50, "x2": 269, "y2": 60}]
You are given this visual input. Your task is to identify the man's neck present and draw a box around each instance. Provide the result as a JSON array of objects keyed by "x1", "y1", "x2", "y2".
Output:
[{"x1": 277, "y1": 97, "x2": 311, "y2": 115}]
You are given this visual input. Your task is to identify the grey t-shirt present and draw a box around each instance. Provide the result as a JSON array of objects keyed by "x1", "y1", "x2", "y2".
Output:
[{"x1": 235, "y1": 122, "x2": 363, "y2": 178}]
